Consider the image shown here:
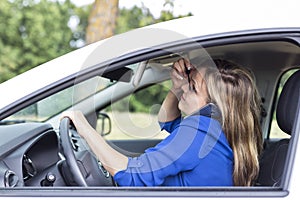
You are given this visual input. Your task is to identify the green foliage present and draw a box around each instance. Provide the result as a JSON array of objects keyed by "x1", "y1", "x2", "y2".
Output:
[
  {"x1": 129, "y1": 82, "x2": 171, "y2": 113},
  {"x1": 0, "y1": 0, "x2": 77, "y2": 83},
  {"x1": 115, "y1": 5, "x2": 155, "y2": 34},
  {"x1": 115, "y1": 2, "x2": 192, "y2": 35},
  {"x1": 70, "y1": 4, "x2": 92, "y2": 47},
  {"x1": 0, "y1": 0, "x2": 192, "y2": 83},
  {"x1": 107, "y1": 81, "x2": 172, "y2": 113},
  {"x1": 0, "y1": 0, "x2": 191, "y2": 114}
]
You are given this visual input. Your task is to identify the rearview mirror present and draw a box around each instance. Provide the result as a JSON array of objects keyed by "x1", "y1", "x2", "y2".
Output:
[{"x1": 102, "y1": 67, "x2": 133, "y2": 82}]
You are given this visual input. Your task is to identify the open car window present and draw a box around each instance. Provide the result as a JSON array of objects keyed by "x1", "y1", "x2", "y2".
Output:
[{"x1": 100, "y1": 80, "x2": 171, "y2": 141}]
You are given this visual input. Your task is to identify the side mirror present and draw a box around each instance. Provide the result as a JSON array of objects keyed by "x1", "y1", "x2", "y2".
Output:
[{"x1": 96, "y1": 112, "x2": 111, "y2": 136}]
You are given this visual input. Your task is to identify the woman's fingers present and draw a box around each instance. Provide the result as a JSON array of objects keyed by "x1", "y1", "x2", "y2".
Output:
[
  {"x1": 173, "y1": 58, "x2": 193, "y2": 75},
  {"x1": 61, "y1": 110, "x2": 84, "y2": 124},
  {"x1": 171, "y1": 68, "x2": 184, "y2": 80},
  {"x1": 173, "y1": 59, "x2": 186, "y2": 77}
]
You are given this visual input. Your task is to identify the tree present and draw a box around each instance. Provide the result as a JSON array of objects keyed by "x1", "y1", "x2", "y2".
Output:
[
  {"x1": 84, "y1": 0, "x2": 192, "y2": 44},
  {"x1": 85, "y1": 0, "x2": 119, "y2": 45},
  {"x1": 0, "y1": 0, "x2": 192, "y2": 84},
  {"x1": 72, "y1": 0, "x2": 191, "y2": 112}
]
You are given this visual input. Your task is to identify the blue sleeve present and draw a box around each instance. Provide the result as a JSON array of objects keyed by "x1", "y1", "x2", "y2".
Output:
[
  {"x1": 113, "y1": 117, "x2": 206, "y2": 186},
  {"x1": 158, "y1": 116, "x2": 182, "y2": 133}
]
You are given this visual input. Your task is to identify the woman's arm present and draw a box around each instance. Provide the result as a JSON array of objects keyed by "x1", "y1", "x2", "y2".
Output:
[
  {"x1": 157, "y1": 90, "x2": 181, "y2": 122},
  {"x1": 158, "y1": 58, "x2": 190, "y2": 122},
  {"x1": 62, "y1": 111, "x2": 128, "y2": 176}
]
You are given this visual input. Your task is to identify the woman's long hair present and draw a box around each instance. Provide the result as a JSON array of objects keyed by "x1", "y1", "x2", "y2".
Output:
[{"x1": 201, "y1": 59, "x2": 263, "y2": 186}]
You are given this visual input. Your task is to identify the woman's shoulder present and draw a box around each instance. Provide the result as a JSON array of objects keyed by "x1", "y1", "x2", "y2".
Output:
[
  {"x1": 181, "y1": 114, "x2": 221, "y2": 132},
  {"x1": 181, "y1": 103, "x2": 222, "y2": 131}
]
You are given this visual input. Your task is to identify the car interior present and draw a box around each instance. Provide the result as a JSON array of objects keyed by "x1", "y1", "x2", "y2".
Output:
[
  {"x1": 0, "y1": 36, "x2": 300, "y2": 191},
  {"x1": 256, "y1": 69, "x2": 300, "y2": 186}
]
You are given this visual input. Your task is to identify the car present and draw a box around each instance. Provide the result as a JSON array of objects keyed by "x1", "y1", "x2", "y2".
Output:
[{"x1": 0, "y1": 12, "x2": 300, "y2": 199}]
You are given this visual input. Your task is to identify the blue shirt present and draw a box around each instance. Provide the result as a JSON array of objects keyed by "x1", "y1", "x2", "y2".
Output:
[{"x1": 113, "y1": 104, "x2": 233, "y2": 186}]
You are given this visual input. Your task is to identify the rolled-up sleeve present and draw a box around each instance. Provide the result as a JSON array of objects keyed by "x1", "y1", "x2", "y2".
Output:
[
  {"x1": 158, "y1": 116, "x2": 182, "y2": 133},
  {"x1": 113, "y1": 116, "x2": 205, "y2": 186}
]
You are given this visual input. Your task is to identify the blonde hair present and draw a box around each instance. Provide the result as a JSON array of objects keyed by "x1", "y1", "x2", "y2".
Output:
[{"x1": 200, "y1": 59, "x2": 263, "y2": 186}]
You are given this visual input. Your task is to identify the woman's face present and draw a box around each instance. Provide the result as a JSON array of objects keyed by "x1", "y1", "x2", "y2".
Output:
[{"x1": 178, "y1": 68, "x2": 209, "y2": 115}]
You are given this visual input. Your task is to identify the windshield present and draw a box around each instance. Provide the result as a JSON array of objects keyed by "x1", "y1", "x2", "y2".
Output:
[
  {"x1": 1, "y1": 76, "x2": 115, "y2": 124},
  {"x1": 1, "y1": 62, "x2": 139, "y2": 125}
]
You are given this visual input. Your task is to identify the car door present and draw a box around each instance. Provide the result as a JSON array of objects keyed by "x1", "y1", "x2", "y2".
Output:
[{"x1": 1, "y1": 24, "x2": 300, "y2": 199}]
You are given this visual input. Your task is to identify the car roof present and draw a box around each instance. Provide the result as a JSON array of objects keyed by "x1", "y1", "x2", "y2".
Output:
[{"x1": 1, "y1": 14, "x2": 300, "y2": 113}]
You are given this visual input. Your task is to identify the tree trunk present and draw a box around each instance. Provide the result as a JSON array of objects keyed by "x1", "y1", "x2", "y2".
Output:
[{"x1": 85, "y1": 0, "x2": 119, "y2": 45}]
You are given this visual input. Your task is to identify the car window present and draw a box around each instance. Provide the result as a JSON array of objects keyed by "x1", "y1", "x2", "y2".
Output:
[
  {"x1": 2, "y1": 76, "x2": 115, "y2": 124},
  {"x1": 269, "y1": 68, "x2": 299, "y2": 139},
  {"x1": 100, "y1": 81, "x2": 171, "y2": 140}
]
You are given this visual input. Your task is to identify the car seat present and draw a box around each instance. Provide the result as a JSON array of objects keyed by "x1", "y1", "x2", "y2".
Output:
[{"x1": 256, "y1": 69, "x2": 300, "y2": 186}]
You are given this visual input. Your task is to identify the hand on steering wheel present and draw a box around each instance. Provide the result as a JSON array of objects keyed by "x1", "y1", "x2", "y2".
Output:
[{"x1": 59, "y1": 117, "x2": 115, "y2": 186}]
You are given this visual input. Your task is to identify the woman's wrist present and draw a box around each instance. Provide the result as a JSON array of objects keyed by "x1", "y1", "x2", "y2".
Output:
[{"x1": 170, "y1": 87, "x2": 183, "y2": 100}]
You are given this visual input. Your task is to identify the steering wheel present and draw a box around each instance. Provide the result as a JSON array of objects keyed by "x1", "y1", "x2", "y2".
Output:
[{"x1": 59, "y1": 117, "x2": 115, "y2": 186}]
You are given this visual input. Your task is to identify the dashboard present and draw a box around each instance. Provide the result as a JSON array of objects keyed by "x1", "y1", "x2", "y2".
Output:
[{"x1": 0, "y1": 123, "x2": 67, "y2": 187}]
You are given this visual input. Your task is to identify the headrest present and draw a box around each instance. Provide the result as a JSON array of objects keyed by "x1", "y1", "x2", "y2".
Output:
[{"x1": 276, "y1": 70, "x2": 300, "y2": 135}]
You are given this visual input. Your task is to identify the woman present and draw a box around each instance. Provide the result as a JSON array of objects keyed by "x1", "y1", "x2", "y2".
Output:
[{"x1": 62, "y1": 58, "x2": 262, "y2": 186}]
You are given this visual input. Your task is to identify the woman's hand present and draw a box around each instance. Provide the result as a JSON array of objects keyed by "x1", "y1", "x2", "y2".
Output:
[
  {"x1": 171, "y1": 58, "x2": 192, "y2": 96},
  {"x1": 61, "y1": 110, "x2": 129, "y2": 175},
  {"x1": 61, "y1": 110, "x2": 91, "y2": 139}
]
